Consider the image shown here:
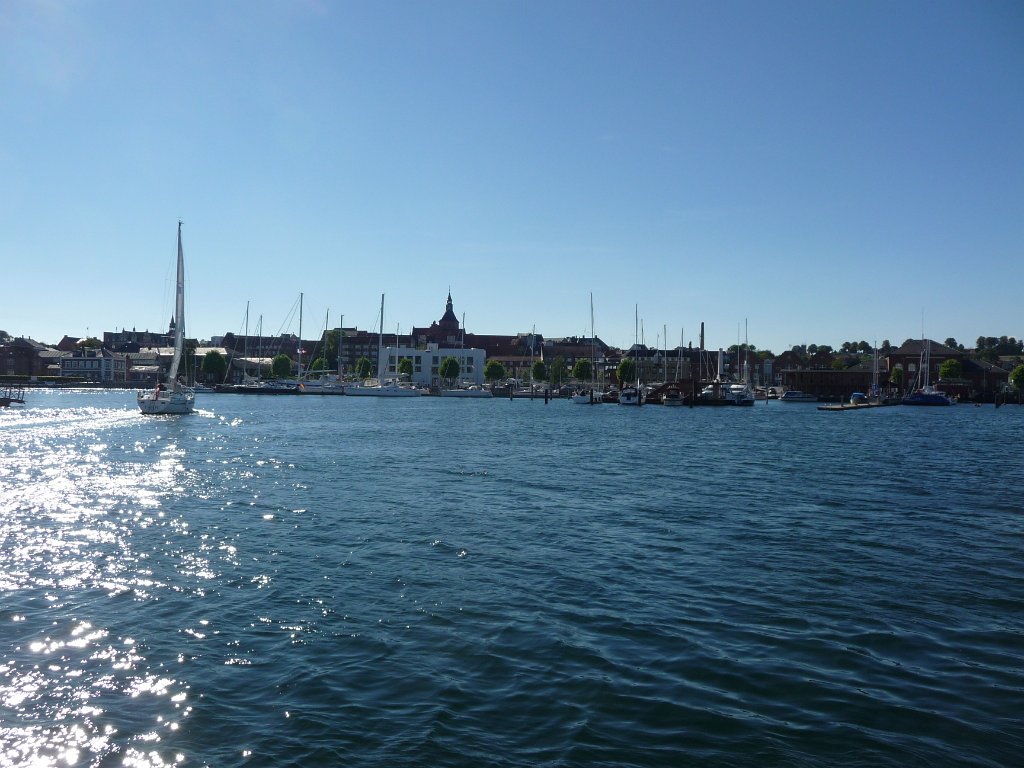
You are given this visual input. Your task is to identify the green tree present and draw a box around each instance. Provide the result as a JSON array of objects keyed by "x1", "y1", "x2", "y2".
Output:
[
  {"x1": 398, "y1": 357, "x2": 413, "y2": 379},
  {"x1": 355, "y1": 356, "x2": 373, "y2": 379},
  {"x1": 572, "y1": 358, "x2": 592, "y2": 382},
  {"x1": 1010, "y1": 364, "x2": 1024, "y2": 391},
  {"x1": 325, "y1": 330, "x2": 341, "y2": 369},
  {"x1": 201, "y1": 350, "x2": 227, "y2": 383},
  {"x1": 944, "y1": 337, "x2": 958, "y2": 349},
  {"x1": 79, "y1": 337, "x2": 102, "y2": 348},
  {"x1": 889, "y1": 365, "x2": 904, "y2": 389},
  {"x1": 271, "y1": 354, "x2": 292, "y2": 378},
  {"x1": 308, "y1": 356, "x2": 327, "y2": 371},
  {"x1": 549, "y1": 356, "x2": 568, "y2": 388},
  {"x1": 938, "y1": 359, "x2": 962, "y2": 380},
  {"x1": 531, "y1": 360, "x2": 547, "y2": 383},
  {"x1": 617, "y1": 358, "x2": 637, "y2": 387},
  {"x1": 484, "y1": 360, "x2": 506, "y2": 383},
  {"x1": 439, "y1": 356, "x2": 460, "y2": 385}
]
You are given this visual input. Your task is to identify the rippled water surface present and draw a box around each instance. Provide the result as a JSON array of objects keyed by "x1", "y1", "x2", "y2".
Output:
[{"x1": 2, "y1": 390, "x2": 1022, "y2": 767}]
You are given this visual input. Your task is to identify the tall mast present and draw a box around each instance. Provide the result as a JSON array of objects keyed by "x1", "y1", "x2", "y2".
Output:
[
  {"x1": 664, "y1": 324, "x2": 668, "y2": 382},
  {"x1": 378, "y1": 293, "x2": 385, "y2": 381},
  {"x1": 590, "y1": 292, "x2": 595, "y2": 388},
  {"x1": 167, "y1": 221, "x2": 185, "y2": 388},
  {"x1": 297, "y1": 292, "x2": 303, "y2": 381},
  {"x1": 243, "y1": 301, "x2": 249, "y2": 382}
]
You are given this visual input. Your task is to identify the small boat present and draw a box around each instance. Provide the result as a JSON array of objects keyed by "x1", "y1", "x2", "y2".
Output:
[
  {"x1": 779, "y1": 390, "x2": 818, "y2": 403},
  {"x1": 571, "y1": 388, "x2": 601, "y2": 404},
  {"x1": 903, "y1": 386, "x2": 955, "y2": 406},
  {"x1": 662, "y1": 385, "x2": 685, "y2": 406},
  {"x1": 139, "y1": 222, "x2": 195, "y2": 415},
  {"x1": 618, "y1": 385, "x2": 642, "y2": 405},
  {"x1": 346, "y1": 378, "x2": 423, "y2": 397},
  {"x1": 695, "y1": 380, "x2": 755, "y2": 406}
]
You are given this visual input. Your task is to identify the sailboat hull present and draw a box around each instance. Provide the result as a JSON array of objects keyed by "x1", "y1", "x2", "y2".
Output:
[
  {"x1": 345, "y1": 382, "x2": 423, "y2": 397},
  {"x1": 138, "y1": 389, "x2": 195, "y2": 414},
  {"x1": 571, "y1": 390, "x2": 600, "y2": 404}
]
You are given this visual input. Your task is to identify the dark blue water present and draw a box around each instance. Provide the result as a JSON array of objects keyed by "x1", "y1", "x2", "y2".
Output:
[{"x1": 2, "y1": 391, "x2": 1022, "y2": 767}]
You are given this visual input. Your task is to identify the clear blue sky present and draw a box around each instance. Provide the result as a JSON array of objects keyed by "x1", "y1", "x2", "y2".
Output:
[{"x1": 2, "y1": 0, "x2": 1021, "y2": 353}]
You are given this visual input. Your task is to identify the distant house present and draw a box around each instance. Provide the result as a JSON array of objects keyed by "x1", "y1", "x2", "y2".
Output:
[
  {"x1": 0, "y1": 337, "x2": 53, "y2": 378},
  {"x1": 379, "y1": 342, "x2": 486, "y2": 388},
  {"x1": 886, "y1": 339, "x2": 1007, "y2": 401},
  {"x1": 126, "y1": 351, "x2": 162, "y2": 385},
  {"x1": 56, "y1": 336, "x2": 81, "y2": 352},
  {"x1": 59, "y1": 347, "x2": 127, "y2": 383},
  {"x1": 782, "y1": 360, "x2": 878, "y2": 401},
  {"x1": 104, "y1": 325, "x2": 174, "y2": 352}
]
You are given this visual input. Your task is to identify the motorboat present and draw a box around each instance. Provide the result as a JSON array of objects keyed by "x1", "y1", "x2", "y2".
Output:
[{"x1": 662, "y1": 385, "x2": 685, "y2": 406}]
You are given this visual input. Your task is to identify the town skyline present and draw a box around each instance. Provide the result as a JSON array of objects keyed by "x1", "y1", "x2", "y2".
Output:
[{"x1": 3, "y1": 299, "x2": 1021, "y2": 362}]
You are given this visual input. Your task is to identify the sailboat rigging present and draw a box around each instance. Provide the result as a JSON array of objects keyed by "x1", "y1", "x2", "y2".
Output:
[{"x1": 139, "y1": 222, "x2": 195, "y2": 415}]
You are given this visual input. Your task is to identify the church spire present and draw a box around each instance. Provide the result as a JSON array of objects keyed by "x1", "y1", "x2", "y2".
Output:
[{"x1": 439, "y1": 289, "x2": 459, "y2": 330}]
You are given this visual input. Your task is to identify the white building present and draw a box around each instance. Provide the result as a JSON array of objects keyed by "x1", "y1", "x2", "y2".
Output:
[
  {"x1": 59, "y1": 347, "x2": 127, "y2": 383},
  {"x1": 380, "y1": 343, "x2": 486, "y2": 388}
]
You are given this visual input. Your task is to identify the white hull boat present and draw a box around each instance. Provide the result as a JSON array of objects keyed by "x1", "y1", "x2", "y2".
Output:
[{"x1": 139, "y1": 222, "x2": 195, "y2": 415}]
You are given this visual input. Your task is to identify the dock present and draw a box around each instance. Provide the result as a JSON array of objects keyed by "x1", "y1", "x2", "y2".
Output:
[
  {"x1": 1, "y1": 384, "x2": 26, "y2": 407},
  {"x1": 817, "y1": 401, "x2": 892, "y2": 412}
]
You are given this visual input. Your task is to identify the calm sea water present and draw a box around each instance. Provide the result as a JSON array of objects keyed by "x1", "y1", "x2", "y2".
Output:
[{"x1": 2, "y1": 390, "x2": 1022, "y2": 767}]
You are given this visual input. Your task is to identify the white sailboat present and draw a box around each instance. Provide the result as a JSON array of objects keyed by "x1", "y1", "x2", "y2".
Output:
[
  {"x1": 139, "y1": 221, "x2": 195, "y2": 415},
  {"x1": 902, "y1": 338, "x2": 955, "y2": 406},
  {"x1": 572, "y1": 293, "x2": 601, "y2": 404},
  {"x1": 619, "y1": 304, "x2": 643, "y2": 405},
  {"x1": 344, "y1": 294, "x2": 423, "y2": 397}
]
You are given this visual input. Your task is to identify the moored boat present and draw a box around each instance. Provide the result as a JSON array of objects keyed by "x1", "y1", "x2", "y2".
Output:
[
  {"x1": 440, "y1": 385, "x2": 492, "y2": 398},
  {"x1": 344, "y1": 294, "x2": 424, "y2": 398},
  {"x1": 902, "y1": 339, "x2": 955, "y2": 406},
  {"x1": 662, "y1": 385, "x2": 685, "y2": 406},
  {"x1": 618, "y1": 385, "x2": 642, "y2": 405}
]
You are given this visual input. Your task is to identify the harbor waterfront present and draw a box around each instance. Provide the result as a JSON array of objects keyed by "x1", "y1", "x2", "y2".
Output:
[{"x1": 2, "y1": 391, "x2": 1022, "y2": 767}]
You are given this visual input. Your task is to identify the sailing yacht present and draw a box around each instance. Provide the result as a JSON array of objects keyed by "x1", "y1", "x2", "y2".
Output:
[
  {"x1": 618, "y1": 305, "x2": 643, "y2": 405},
  {"x1": 139, "y1": 222, "x2": 195, "y2": 415},
  {"x1": 344, "y1": 294, "x2": 423, "y2": 397},
  {"x1": 572, "y1": 293, "x2": 601, "y2": 405},
  {"x1": 902, "y1": 339, "x2": 955, "y2": 406}
]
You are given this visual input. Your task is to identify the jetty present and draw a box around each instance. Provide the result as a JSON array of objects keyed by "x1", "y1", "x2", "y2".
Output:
[
  {"x1": 817, "y1": 399, "x2": 896, "y2": 412},
  {"x1": 1, "y1": 383, "x2": 26, "y2": 407}
]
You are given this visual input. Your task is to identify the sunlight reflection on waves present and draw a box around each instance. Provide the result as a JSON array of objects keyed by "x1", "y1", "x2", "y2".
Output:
[{"x1": 1, "y1": 404, "x2": 205, "y2": 767}]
